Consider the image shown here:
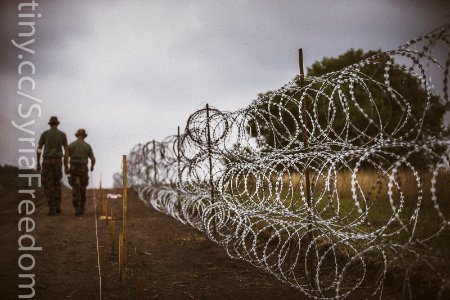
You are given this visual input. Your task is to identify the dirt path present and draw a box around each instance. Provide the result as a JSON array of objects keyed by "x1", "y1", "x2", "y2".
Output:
[{"x1": 0, "y1": 187, "x2": 304, "y2": 300}]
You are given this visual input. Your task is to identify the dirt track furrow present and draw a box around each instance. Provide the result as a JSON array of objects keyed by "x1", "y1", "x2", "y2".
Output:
[{"x1": 1, "y1": 188, "x2": 303, "y2": 299}]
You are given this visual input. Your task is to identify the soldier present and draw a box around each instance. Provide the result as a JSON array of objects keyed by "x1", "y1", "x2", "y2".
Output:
[
  {"x1": 68, "y1": 128, "x2": 95, "y2": 216},
  {"x1": 36, "y1": 116, "x2": 69, "y2": 216}
]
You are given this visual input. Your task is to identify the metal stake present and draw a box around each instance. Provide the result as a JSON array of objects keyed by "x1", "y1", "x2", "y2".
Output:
[
  {"x1": 205, "y1": 104, "x2": 217, "y2": 235},
  {"x1": 299, "y1": 48, "x2": 316, "y2": 290}
]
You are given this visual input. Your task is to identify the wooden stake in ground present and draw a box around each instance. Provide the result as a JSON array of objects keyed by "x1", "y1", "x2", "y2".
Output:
[
  {"x1": 122, "y1": 155, "x2": 128, "y2": 277},
  {"x1": 100, "y1": 181, "x2": 103, "y2": 216},
  {"x1": 177, "y1": 126, "x2": 181, "y2": 182},
  {"x1": 110, "y1": 207, "x2": 116, "y2": 254},
  {"x1": 105, "y1": 197, "x2": 109, "y2": 225},
  {"x1": 152, "y1": 140, "x2": 157, "y2": 184},
  {"x1": 177, "y1": 126, "x2": 183, "y2": 215},
  {"x1": 102, "y1": 192, "x2": 106, "y2": 218},
  {"x1": 119, "y1": 233, "x2": 125, "y2": 284}
]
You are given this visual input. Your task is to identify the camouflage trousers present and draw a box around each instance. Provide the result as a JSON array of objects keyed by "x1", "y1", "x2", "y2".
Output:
[
  {"x1": 42, "y1": 158, "x2": 63, "y2": 209},
  {"x1": 68, "y1": 163, "x2": 89, "y2": 209}
]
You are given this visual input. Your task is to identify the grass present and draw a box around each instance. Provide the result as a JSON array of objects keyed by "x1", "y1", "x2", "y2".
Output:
[
  {"x1": 224, "y1": 168, "x2": 449, "y2": 225},
  {"x1": 153, "y1": 167, "x2": 450, "y2": 296},
  {"x1": 215, "y1": 168, "x2": 450, "y2": 296}
]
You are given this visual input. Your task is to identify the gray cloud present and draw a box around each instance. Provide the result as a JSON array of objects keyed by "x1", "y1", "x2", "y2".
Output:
[
  {"x1": 1, "y1": 0, "x2": 93, "y2": 77},
  {"x1": 1, "y1": 0, "x2": 449, "y2": 186}
]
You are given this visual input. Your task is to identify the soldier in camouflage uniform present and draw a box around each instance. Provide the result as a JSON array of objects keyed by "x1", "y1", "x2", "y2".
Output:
[
  {"x1": 68, "y1": 129, "x2": 96, "y2": 216},
  {"x1": 37, "y1": 116, "x2": 69, "y2": 216}
]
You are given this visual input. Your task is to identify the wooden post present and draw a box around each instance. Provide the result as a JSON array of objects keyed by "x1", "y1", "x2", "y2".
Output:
[
  {"x1": 119, "y1": 233, "x2": 125, "y2": 284},
  {"x1": 177, "y1": 127, "x2": 181, "y2": 182},
  {"x1": 110, "y1": 207, "x2": 116, "y2": 254},
  {"x1": 102, "y1": 195, "x2": 106, "y2": 217},
  {"x1": 205, "y1": 104, "x2": 217, "y2": 235},
  {"x1": 177, "y1": 126, "x2": 182, "y2": 215},
  {"x1": 99, "y1": 181, "x2": 103, "y2": 216},
  {"x1": 152, "y1": 140, "x2": 157, "y2": 184},
  {"x1": 122, "y1": 155, "x2": 128, "y2": 266},
  {"x1": 105, "y1": 197, "x2": 109, "y2": 225},
  {"x1": 145, "y1": 142, "x2": 152, "y2": 182}
]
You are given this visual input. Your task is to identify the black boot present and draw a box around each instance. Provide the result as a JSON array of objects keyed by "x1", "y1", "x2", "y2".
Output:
[{"x1": 73, "y1": 201, "x2": 80, "y2": 216}]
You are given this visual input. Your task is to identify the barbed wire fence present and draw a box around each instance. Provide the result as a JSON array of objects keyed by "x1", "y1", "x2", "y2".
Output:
[{"x1": 115, "y1": 24, "x2": 450, "y2": 299}]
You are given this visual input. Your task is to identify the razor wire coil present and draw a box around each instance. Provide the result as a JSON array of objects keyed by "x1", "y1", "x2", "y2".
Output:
[{"x1": 118, "y1": 25, "x2": 450, "y2": 299}]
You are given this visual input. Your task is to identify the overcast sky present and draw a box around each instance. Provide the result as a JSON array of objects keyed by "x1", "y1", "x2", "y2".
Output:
[{"x1": 1, "y1": 0, "x2": 449, "y2": 187}]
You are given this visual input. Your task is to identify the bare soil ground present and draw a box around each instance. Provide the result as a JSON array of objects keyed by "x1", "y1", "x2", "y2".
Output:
[{"x1": 0, "y1": 187, "x2": 305, "y2": 300}]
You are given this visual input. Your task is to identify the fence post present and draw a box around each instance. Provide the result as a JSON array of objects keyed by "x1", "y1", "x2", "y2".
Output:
[
  {"x1": 105, "y1": 197, "x2": 109, "y2": 225},
  {"x1": 121, "y1": 155, "x2": 128, "y2": 283},
  {"x1": 119, "y1": 232, "x2": 125, "y2": 284},
  {"x1": 152, "y1": 140, "x2": 157, "y2": 184},
  {"x1": 110, "y1": 207, "x2": 115, "y2": 254},
  {"x1": 177, "y1": 126, "x2": 181, "y2": 182},
  {"x1": 100, "y1": 181, "x2": 104, "y2": 216},
  {"x1": 299, "y1": 48, "x2": 315, "y2": 288},
  {"x1": 298, "y1": 49, "x2": 313, "y2": 214},
  {"x1": 177, "y1": 126, "x2": 182, "y2": 209},
  {"x1": 205, "y1": 104, "x2": 217, "y2": 235}
]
